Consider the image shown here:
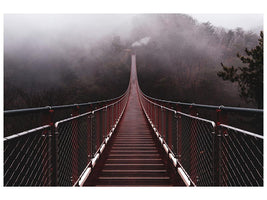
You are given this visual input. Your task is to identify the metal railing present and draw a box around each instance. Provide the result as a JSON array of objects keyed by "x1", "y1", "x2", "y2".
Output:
[
  {"x1": 4, "y1": 93, "x2": 127, "y2": 137},
  {"x1": 141, "y1": 92, "x2": 263, "y2": 135},
  {"x1": 4, "y1": 88, "x2": 129, "y2": 186},
  {"x1": 138, "y1": 87, "x2": 263, "y2": 186},
  {"x1": 4, "y1": 125, "x2": 52, "y2": 186},
  {"x1": 218, "y1": 124, "x2": 263, "y2": 186},
  {"x1": 3, "y1": 53, "x2": 263, "y2": 186}
]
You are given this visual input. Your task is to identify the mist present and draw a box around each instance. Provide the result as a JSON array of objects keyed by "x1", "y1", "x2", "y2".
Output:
[
  {"x1": 130, "y1": 14, "x2": 261, "y2": 107},
  {"x1": 4, "y1": 14, "x2": 135, "y2": 71},
  {"x1": 190, "y1": 14, "x2": 263, "y2": 32},
  {"x1": 4, "y1": 14, "x2": 263, "y2": 110},
  {"x1": 4, "y1": 14, "x2": 136, "y2": 109}
]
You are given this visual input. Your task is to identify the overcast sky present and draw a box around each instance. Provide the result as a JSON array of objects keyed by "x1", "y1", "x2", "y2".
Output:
[
  {"x1": 5, "y1": 14, "x2": 263, "y2": 38},
  {"x1": 4, "y1": 13, "x2": 263, "y2": 55},
  {"x1": 190, "y1": 14, "x2": 263, "y2": 30}
]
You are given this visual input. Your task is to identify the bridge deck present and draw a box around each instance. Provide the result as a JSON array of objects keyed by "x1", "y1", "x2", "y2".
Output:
[{"x1": 84, "y1": 55, "x2": 184, "y2": 186}]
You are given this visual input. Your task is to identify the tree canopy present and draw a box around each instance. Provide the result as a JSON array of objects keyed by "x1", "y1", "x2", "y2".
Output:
[{"x1": 217, "y1": 31, "x2": 263, "y2": 108}]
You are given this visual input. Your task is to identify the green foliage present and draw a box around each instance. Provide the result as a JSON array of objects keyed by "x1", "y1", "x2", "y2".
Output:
[{"x1": 217, "y1": 31, "x2": 263, "y2": 108}]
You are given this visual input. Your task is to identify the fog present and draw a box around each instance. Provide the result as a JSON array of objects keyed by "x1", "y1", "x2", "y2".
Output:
[
  {"x1": 190, "y1": 14, "x2": 263, "y2": 31},
  {"x1": 4, "y1": 14, "x2": 263, "y2": 109},
  {"x1": 5, "y1": 14, "x2": 136, "y2": 53},
  {"x1": 5, "y1": 14, "x2": 262, "y2": 52},
  {"x1": 5, "y1": 14, "x2": 262, "y2": 59},
  {"x1": 4, "y1": 14, "x2": 138, "y2": 109}
]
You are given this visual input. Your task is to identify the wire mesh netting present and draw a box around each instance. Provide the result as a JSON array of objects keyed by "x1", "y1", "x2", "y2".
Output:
[
  {"x1": 4, "y1": 125, "x2": 52, "y2": 186},
  {"x1": 177, "y1": 113, "x2": 215, "y2": 186},
  {"x1": 4, "y1": 85, "x2": 263, "y2": 187},
  {"x1": 56, "y1": 113, "x2": 93, "y2": 186},
  {"x1": 4, "y1": 101, "x2": 114, "y2": 138},
  {"x1": 140, "y1": 90, "x2": 264, "y2": 186},
  {"x1": 4, "y1": 89, "x2": 129, "y2": 186},
  {"x1": 140, "y1": 94, "x2": 216, "y2": 186},
  {"x1": 55, "y1": 97, "x2": 128, "y2": 186},
  {"x1": 219, "y1": 125, "x2": 263, "y2": 186}
]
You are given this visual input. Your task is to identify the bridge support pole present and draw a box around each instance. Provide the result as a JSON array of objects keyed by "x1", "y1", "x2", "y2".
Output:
[
  {"x1": 172, "y1": 112, "x2": 178, "y2": 160},
  {"x1": 111, "y1": 105, "x2": 114, "y2": 129},
  {"x1": 71, "y1": 105, "x2": 79, "y2": 185},
  {"x1": 166, "y1": 110, "x2": 172, "y2": 148},
  {"x1": 176, "y1": 105, "x2": 182, "y2": 162},
  {"x1": 103, "y1": 106, "x2": 107, "y2": 139},
  {"x1": 189, "y1": 105, "x2": 198, "y2": 185},
  {"x1": 160, "y1": 107, "x2": 164, "y2": 137},
  {"x1": 90, "y1": 112, "x2": 96, "y2": 157},
  {"x1": 108, "y1": 106, "x2": 111, "y2": 133},
  {"x1": 157, "y1": 106, "x2": 160, "y2": 131},
  {"x1": 149, "y1": 103, "x2": 152, "y2": 119},
  {"x1": 114, "y1": 104, "x2": 117, "y2": 125},
  {"x1": 47, "y1": 109, "x2": 58, "y2": 186},
  {"x1": 214, "y1": 109, "x2": 227, "y2": 186}
]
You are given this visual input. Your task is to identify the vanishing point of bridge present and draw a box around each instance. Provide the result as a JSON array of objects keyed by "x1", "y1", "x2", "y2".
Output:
[{"x1": 4, "y1": 55, "x2": 263, "y2": 186}]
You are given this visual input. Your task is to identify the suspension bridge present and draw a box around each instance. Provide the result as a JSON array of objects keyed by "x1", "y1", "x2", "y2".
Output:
[{"x1": 4, "y1": 55, "x2": 263, "y2": 186}]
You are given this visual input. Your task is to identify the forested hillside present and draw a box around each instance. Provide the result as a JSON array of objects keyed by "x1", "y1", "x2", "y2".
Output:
[
  {"x1": 133, "y1": 14, "x2": 261, "y2": 107},
  {"x1": 4, "y1": 14, "x2": 262, "y2": 110},
  {"x1": 4, "y1": 35, "x2": 131, "y2": 109}
]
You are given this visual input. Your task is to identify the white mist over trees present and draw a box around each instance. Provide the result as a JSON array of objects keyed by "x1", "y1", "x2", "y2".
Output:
[
  {"x1": 4, "y1": 14, "x2": 262, "y2": 109},
  {"x1": 132, "y1": 14, "x2": 261, "y2": 107},
  {"x1": 4, "y1": 14, "x2": 133, "y2": 109}
]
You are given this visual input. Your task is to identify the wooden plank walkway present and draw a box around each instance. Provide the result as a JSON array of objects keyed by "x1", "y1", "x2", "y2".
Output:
[{"x1": 84, "y1": 55, "x2": 184, "y2": 186}]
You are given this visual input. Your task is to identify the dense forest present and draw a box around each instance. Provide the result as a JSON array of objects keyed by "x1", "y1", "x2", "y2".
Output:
[
  {"x1": 4, "y1": 34, "x2": 131, "y2": 109},
  {"x1": 133, "y1": 14, "x2": 261, "y2": 107},
  {"x1": 4, "y1": 14, "x2": 262, "y2": 110}
]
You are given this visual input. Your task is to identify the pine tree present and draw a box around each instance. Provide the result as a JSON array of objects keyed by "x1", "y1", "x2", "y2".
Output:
[{"x1": 217, "y1": 31, "x2": 263, "y2": 108}]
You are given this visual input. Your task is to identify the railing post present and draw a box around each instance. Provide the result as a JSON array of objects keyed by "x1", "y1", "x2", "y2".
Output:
[
  {"x1": 172, "y1": 111, "x2": 178, "y2": 159},
  {"x1": 149, "y1": 102, "x2": 151, "y2": 118},
  {"x1": 118, "y1": 103, "x2": 121, "y2": 115},
  {"x1": 71, "y1": 105, "x2": 79, "y2": 185},
  {"x1": 104, "y1": 106, "x2": 107, "y2": 138},
  {"x1": 108, "y1": 105, "x2": 111, "y2": 132},
  {"x1": 166, "y1": 110, "x2": 172, "y2": 148},
  {"x1": 153, "y1": 104, "x2": 156, "y2": 126},
  {"x1": 91, "y1": 111, "x2": 96, "y2": 157},
  {"x1": 189, "y1": 105, "x2": 198, "y2": 184},
  {"x1": 111, "y1": 104, "x2": 114, "y2": 128},
  {"x1": 157, "y1": 106, "x2": 160, "y2": 131},
  {"x1": 173, "y1": 111, "x2": 181, "y2": 163},
  {"x1": 98, "y1": 110, "x2": 102, "y2": 145},
  {"x1": 87, "y1": 113, "x2": 91, "y2": 163},
  {"x1": 160, "y1": 106, "x2": 163, "y2": 136},
  {"x1": 161, "y1": 107, "x2": 167, "y2": 142},
  {"x1": 96, "y1": 110, "x2": 101, "y2": 150},
  {"x1": 214, "y1": 108, "x2": 227, "y2": 186},
  {"x1": 89, "y1": 104, "x2": 93, "y2": 113},
  {"x1": 176, "y1": 105, "x2": 182, "y2": 162},
  {"x1": 48, "y1": 109, "x2": 58, "y2": 186},
  {"x1": 117, "y1": 103, "x2": 119, "y2": 121},
  {"x1": 114, "y1": 103, "x2": 117, "y2": 124},
  {"x1": 87, "y1": 105, "x2": 94, "y2": 164},
  {"x1": 88, "y1": 113, "x2": 94, "y2": 158}
]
